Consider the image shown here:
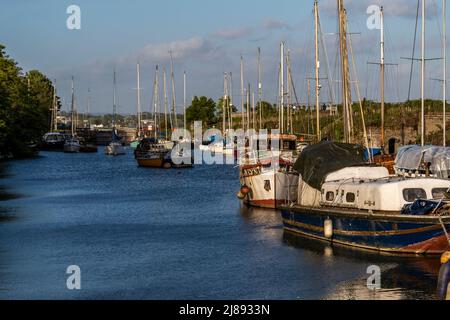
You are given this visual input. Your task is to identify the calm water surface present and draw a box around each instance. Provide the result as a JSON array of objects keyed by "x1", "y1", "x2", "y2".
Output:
[{"x1": 0, "y1": 149, "x2": 441, "y2": 299}]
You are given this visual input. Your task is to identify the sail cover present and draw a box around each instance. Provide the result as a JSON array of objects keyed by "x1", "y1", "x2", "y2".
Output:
[
  {"x1": 395, "y1": 145, "x2": 450, "y2": 179},
  {"x1": 293, "y1": 141, "x2": 367, "y2": 190}
]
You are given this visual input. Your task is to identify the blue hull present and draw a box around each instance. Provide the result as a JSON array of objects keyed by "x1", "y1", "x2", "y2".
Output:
[{"x1": 281, "y1": 207, "x2": 450, "y2": 255}]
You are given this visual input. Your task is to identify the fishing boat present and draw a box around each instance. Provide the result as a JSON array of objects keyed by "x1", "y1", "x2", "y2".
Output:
[
  {"x1": 105, "y1": 70, "x2": 126, "y2": 156},
  {"x1": 41, "y1": 132, "x2": 67, "y2": 151},
  {"x1": 63, "y1": 76, "x2": 80, "y2": 153},
  {"x1": 281, "y1": 141, "x2": 450, "y2": 255},
  {"x1": 238, "y1": 134, "x2": 299, "y2": 209}
]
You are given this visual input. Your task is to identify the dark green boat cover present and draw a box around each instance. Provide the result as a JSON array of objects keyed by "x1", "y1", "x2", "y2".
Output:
[{"x1": 293, "y1": 141, "x2": 367, "y2": 190}]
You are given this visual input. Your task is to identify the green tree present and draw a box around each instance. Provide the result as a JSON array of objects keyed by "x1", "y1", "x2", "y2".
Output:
[
  {"x1": 0, "y1": 44, "x2": 55, "y2": 158},
  {"x1": 186, "y1": 96, "x2": 217, "y2": 127}
]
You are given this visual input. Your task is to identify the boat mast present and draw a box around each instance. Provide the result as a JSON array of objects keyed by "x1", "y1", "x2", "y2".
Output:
[
  {"x1": 153, "y1": 65, "x2": 160, "y2": 140},
  {"x1": 229, "y1": 72, "x2": 233, "y2": 131},
  {"x1": 50, "y1": 80, "x2": 57, "y2": 132},
  {"x1": 223, "y1": 72, "x2": 227, "y2": 136},
  {"x1": 169, "y1": 51, "x2": 178, "y2": 130},
  {"x1": 247, "y1": 83, "x2": 251, "y2": 130},
  {"x1": 183, "y1": 71, "x2": 187, "y2": 130},
  {"x1": 380, "y1": 6, "x2": 385, "y2": 152},
  {"x1": 280, "y1": 41, "x2": 285, "y2": 134},
  {"x1": 315, "y1": 0, "x2": 321, "y2": 141},
  {"x1": 443, "y1": 0, "x2": 447, "y2": 147},
  {"x1": 112, "y1": 70, "x2": 117, "y2": 133},
  {"x1": 257, "y1": 47, "x2": 262, "y2": 130},
  {"x1": 240, "y1": 56, "x2": 245, "y2": 131},
  {"x1": 71, "y1": 76, "x2": 75, "y2": 137},
  {"x1": 87, "y1": 87, "x2": 91, "y2": 129},
  {"x1": 338, "y1": 0, "x2": 352, "y2": 143},
  {"x1": 421, "y1": 0, "x2": 426, "y2": 147},
  {"x1": 163, "y1": 67, "x2": 169, "y2": 140},
  {"x1": 137, "y1": 63, "x2": 142, "y2": 138}
]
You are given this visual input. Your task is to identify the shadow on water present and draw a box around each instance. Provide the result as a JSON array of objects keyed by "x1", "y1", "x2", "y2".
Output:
[
  {"x1": 0, "y1": 164, "x2": 20, "y2": 222},
  {"x1": 283, "y1": 231, "x2": 440, "y2": 300}
]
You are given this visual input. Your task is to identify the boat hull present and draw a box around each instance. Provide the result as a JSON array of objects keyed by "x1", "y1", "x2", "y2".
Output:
[
  {"x1": 281, "y1": 207, "x2": 450, "y2": 255},
  {"x1": 63, "y1": 145, "x2": 80, "y2": 153},
  {"x1": 241, "y1": 168, "x2": 298, "y2": 209},
  {"x1": 137, "y1": 158, "x2": 165, "y2": 168}
]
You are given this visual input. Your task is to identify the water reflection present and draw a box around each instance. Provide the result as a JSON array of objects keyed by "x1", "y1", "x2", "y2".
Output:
[{"x1": 283, "y1": 231, "x2": 440, "y2": 300}]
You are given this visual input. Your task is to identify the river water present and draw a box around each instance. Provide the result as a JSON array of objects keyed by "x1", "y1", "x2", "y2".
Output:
[{"x1": 0, "y1": 149, "x2": 441, "y2": 299}]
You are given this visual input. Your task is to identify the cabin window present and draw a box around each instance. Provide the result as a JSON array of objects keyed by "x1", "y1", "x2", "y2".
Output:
[
  {"x1": 346, "y1": 193, "x2": 356, "y2": 203},
  {"x1": 326, "y1": 192, "x2": 335, "y2": 201},
  {"x1": 432, "y1": 188, "x2": 449, "y2": 200},
  {"x1": 403, "y1": 188, "x2": 427, "y2": 202}
]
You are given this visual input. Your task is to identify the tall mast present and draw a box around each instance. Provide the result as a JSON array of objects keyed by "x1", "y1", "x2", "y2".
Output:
[
  {"x1": 338, "y1": 0, "x2": 352, "y2": 143},
  {"x1": 229, "y1": 72, "x2": 233, "y2": 130},
  {"x1": 257, "y1": 47, "x2": 262, "y2": 130},
  {"x1": 421, "y1": 0, "x2": 426, "y2": 146},
  {"x1": 163, "y1": 67, "x2": 169, "y2": 140},
  {"x1": 183, "y1": 71, "x2": 187, "y2": 130},
  {"x1": 112, "y1": 71, "x2": 117, "y2": 131},
  {"x1": 153, "y1": 65, "x2": 160, "y2": 140},
  {"x1": 87, "y1": 87, "x2": 91, "y2": 129},
  {"x1": 71, "y1": 76, "x2": 75, "y2": 136},
  {"x1": 380, "y1": 6, "x2": 386, "y2": 151},
  {"x1": 137, "y1": 63, "x2": 142, "y2": 137},
  {"x1": 252, "y1": 92, "x2": 256, "y2": 130},
  {"x1": 443, "y1": 0, "x2": 447, "y2": 147},
  {"x1": 51, "y1": 80, "x2": 57, "y2": 132},
  {"x1": 169, "y1": 51, "x2": 178, "y2": 129},
  {"x1": 223, "y1": 72, "x2": 227, "y2": 136},
  {"x1": 280, "y1": 41, "x2": 285, "y2": 134},
  {"x1": 247, "y1": 83, "x2": 251, "y2": 130},
  {"x1": 240, "y1": 56, "x2": 245, "y2": 130},
  {"x1": 314, "y1": 0, "x2": 321, "y2": 141}
]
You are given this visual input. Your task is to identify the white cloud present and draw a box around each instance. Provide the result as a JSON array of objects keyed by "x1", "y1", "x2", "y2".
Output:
[
  {"x1": 213, "y1": 27, "x2": 253, "y2": 39},
  {"x1": 124, "y1": 37, "x2": 211, "y2": 64},
  {"x1": 262, "y1": 19, "x2": 291, "y2": 30}
]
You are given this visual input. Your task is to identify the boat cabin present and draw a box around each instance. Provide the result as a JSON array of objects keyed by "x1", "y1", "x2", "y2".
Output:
[{"x1": 320, "y1": 167, "x2": 450, "y2": 212}]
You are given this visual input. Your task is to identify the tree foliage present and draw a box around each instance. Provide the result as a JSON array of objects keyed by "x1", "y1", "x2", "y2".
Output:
[
  {"x1": 0, "y1": 44, "x2": 55, "y2": 158},
  {"x1": 185, "y1": 96, "x2": 218, "y2": 127}
]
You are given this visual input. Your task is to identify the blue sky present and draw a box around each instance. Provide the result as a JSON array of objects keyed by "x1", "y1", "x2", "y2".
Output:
[{"x1": 0, "y1": 0, "x2": 448, "y2": 114}]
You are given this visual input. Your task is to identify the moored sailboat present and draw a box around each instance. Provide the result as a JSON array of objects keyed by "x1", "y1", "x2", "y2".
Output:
[
  {"x1": 64, "y1": 76, "x2": 80, "y2": 153},
  {"x1": 105, "y1": 70, "x2": 126, "y2": 156}
]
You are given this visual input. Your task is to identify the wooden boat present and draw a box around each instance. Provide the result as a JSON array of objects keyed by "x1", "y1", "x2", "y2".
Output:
[
  {"x1": 238, "y1": 134, "x2": 299, "y2": 209},
  {"x1": 135, "y1": 138, "x2": 192, "y2": 169},
  {"x1": 281, "y1": 141, "x2": 450, "y2": 255},
  {"x1": 134, "y1": 138, "x2": 172, "y2": 168}
]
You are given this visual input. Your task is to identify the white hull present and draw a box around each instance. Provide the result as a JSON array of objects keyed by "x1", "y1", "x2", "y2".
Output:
[
  {"x1": 241, "y1": 169, "x2": 298, "y2": 209},
  {"x1": 63, "y1": 139, "x2": 80, "y2": 153},
  {"x1": 105, "y1": 142, "x2": 126, "y2": 156}
]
